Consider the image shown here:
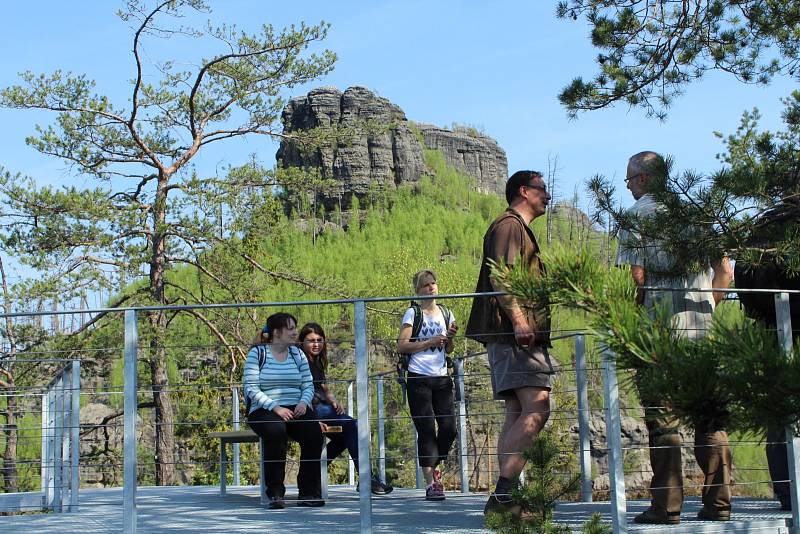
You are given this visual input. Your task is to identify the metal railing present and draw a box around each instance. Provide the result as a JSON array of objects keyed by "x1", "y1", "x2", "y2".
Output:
[
  {"x1": 0, "y1": 360, "x2": 80, "y2": 514},
  {"x1": 0, "y1": 288, "x2": 797, "y2": 534}
]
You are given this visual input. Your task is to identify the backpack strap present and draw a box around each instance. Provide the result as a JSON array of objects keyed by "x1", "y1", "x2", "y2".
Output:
[
  {"x1": 245, "y1": 345, "x2": 267, "y2": 415},
  {"x1": 288, "y1": 345, "x2": 303, "y2": 369},
  {"x1": 257, "y1": 345, "x2": 267, "y2": 370},
  {"x1": 409, "y1": 302, "x2": 423, "y2": 341},
  {"x1": 437, "y1": 303, "x2": 452, "y2": 328}
]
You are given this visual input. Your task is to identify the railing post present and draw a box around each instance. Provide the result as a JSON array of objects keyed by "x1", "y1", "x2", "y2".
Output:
[
  {"x1": 347, "y1": 381, "x2": 355, "y2": 486},
  {"x1": 575, "y1": 335, "x2": 593, "y2": 502},
  {"x1": 413, "y1": 426, "x2": 423, "y2": 489},
  {"x1": 60, "y1": 373, "x2": 69, "y2": 513},
  {"x1": 46, "y1": 387, "x2": 56, "y2": 510},
  {"x1": 454, "y1": 357, "x2": 469, "y2": 493},
  {"x1": 353, "y1": 299, "x2": 373, "y2": 533},
  {"x1": 376, "y1": 376, "x2": 386, "y2": 483},
  {"x1": 775, "y1": 292, "x2": 800, "y2": 531},
  {"x1": 69, "y1": 360, "x2": 80, "y2": 512},
  {"x1": 52, "y1": 375, "x2": 63, "y2": 513},
  {"x1": 602, "y1": 348, "x2": 627, "y2": 533},
  {"x1": 231, "y1": 387, "x2": 240, "y2": 487},
  {"x1": 123, "y1": 310, "x2": 138, "y2": 534},
  {"x1": 40, "y1": 390, "x2": 49, "y2": 506}
]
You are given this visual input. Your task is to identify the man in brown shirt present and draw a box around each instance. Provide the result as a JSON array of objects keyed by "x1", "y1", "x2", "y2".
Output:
[{"x1": 466, "y1": 170, "x2": 555, "y2": 517}]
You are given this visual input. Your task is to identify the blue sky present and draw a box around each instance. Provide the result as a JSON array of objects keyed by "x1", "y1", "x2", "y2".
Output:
[{"x1": 1, "y1": 1, "x2": 796, "y2": 272}]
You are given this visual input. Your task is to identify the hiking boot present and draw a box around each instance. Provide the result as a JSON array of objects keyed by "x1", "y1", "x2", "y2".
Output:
[
  {"x1": 371, "y1": 475, "x2": 393, "y2": 495},
  {"x1": 356, "y1": 475, "x2": 394, "y2": 495},
  {"x1": 268, "y1": 495, "x2": 285, "y2": 510},
  {"x1": 296, "y1": 495, "x2": 325, "y2": 507},
  {"x1": 633, "y1": 507, "x2": 681, "y2": 525},
  {"x1": 696, "y1": 506, "x2": 730, "y2": 521},
  {"x1": 483, "y1": 493, "x2": 521, "y2": 517}
]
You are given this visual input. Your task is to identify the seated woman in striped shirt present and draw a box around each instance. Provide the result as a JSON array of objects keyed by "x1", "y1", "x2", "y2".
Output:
[{"x1": 244, "y1": 312, "x2": 324, "y2": 509}]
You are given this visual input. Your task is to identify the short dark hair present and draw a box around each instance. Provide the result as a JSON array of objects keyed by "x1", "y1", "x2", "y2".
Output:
[
  {"x1": 506, "y1": 170, "x2": 544, "y2": 204},
  {"x1": 261, "y1": 312, "x2": 297, "y2": 342}
]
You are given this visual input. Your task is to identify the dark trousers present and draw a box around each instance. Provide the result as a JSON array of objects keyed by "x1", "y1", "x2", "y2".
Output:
[
  {"x1": 406, "y1": 372, "x2": 457, "y2": 468},
  {"x1": 644, "y1": 409, "x2": 732, "y2": 514},
  {"x1": 315, "y1": 402, "x2": 360, "y2": 469},
  {"x1": 766, "y1": 428, "x2": 791, "y2": 508},
  {"x1": 247, "y1": 406, "x2": 323, "y2": 499}
]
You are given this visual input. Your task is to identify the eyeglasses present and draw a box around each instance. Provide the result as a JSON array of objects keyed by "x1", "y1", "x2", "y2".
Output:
[
  {"x1": 625, "y1": 173, "x2": 642, "y2": 182},
  {"x1": 305, "y1": 339, "x2": 325, "y2": 345}
]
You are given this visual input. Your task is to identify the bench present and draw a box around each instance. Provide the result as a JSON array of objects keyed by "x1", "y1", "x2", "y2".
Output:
[
  {"x1": 209, "y1": 428, "x2": 337, "y2": 505},
  {"x1": 208, "y1": 429, "x2": 267, "y2": 503}
]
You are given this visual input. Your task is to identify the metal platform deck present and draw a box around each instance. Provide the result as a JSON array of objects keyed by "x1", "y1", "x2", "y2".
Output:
[{"x1": 0, "y1": 485, "x2": 793, "y2": 533}]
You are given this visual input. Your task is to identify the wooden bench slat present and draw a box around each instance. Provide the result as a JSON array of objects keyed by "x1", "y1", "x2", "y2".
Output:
[{"x1": 208, "y1": 430, "x2": 258, "y2": 440}]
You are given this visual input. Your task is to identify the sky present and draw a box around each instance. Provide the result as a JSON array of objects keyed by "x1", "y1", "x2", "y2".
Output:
[{"x1": 0, "y1": 1, "x2": 797, "y2": 284}]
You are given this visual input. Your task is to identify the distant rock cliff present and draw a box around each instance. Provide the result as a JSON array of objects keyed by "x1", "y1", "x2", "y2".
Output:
[
  {"x1": 415, "y1": 123, "x2": 507, "y2": 195},
  {"x1": 276, "y1": 86, "x2": 507, "y2": 207}
]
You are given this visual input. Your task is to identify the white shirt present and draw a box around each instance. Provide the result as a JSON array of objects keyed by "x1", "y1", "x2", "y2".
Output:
[
  {"x1": 401, "y1": 306, "x2": 455, "y2": 377},
  {"x1": 616, "y1": 194, "x2": 715, "y2": 339}
]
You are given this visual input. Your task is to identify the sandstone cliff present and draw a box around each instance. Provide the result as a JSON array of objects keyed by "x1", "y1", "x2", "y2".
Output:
[{"x1": 276, "y1": 86, "x2": 507, "y2": 207}]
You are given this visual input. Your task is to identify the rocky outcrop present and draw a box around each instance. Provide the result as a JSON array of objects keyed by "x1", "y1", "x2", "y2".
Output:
[
  {"x1": 576, "y1": 412, "x2": 706, "y2": 497},
  {"x1": 415, "y1": 123, "x2": 508, "y2": 195},
  {"x1": 277, "y1": 86, "x2": 507, "y2": 207}
]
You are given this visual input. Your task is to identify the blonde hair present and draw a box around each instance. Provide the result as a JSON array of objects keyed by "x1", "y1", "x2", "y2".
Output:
[{"x1": 412, "y1": 269, "x2": 437, "y2": 294}]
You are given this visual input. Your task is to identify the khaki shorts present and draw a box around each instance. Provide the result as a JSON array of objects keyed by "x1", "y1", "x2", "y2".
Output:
[{"x1": 487, "y1": 342, "x2": 555, "y2": 399}]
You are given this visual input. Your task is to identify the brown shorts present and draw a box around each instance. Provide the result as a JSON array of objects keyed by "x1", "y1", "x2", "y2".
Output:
[{"x1": 487, "y1": 342, "x2": 555, "y2": 399}]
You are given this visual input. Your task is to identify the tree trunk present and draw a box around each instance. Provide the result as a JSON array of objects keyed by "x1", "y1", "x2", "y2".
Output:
[
  {"x1": 148, "y1": 324, "x2": 175, "y2": 485},
  {"x1": 1, "y1": 395, "x2": 18, "y2": 493},
  {"x1": 148, "y1": 176, "x2": 176, "y2": 485}
]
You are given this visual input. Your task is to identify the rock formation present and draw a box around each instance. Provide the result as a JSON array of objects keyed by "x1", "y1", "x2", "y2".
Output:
[
  {"x1": 277, "y1": 86, "x2": 507, "y2": 207},
  {"x1": 415, "y1": 123, "x2": 507, "y2": 195}
]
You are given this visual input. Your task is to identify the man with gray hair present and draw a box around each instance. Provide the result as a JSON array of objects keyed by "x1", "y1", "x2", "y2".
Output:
[{"x1": 617, "y1": 151, "x2": 734, "y2": 524}]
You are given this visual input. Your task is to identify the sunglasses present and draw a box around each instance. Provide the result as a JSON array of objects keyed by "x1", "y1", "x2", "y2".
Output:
[{"x1": 523, "y1": 184, "x2": 548, "y2": 193}]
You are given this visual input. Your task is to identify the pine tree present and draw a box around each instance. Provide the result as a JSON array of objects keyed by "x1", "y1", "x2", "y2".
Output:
[
  {"x1": 558, "y1": 1, "x2": 800, "y2": 119},
  {"x1": 0, "y1": 0, "x2": 335, "y2": 485}
]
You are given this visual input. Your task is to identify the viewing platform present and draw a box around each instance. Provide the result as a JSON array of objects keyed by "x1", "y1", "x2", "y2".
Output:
[{"x1": 2, "y1": 485, "x2": 793, "y2": 533}]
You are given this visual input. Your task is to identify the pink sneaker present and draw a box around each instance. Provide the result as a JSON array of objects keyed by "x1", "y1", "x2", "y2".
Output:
[{"x1": 425, "y1": 469, "x2": 445, "y2": 501}]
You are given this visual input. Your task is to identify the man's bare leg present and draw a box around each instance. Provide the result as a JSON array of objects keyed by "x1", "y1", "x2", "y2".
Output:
[{"x1": 497, "y1": 387, "x2": 550, "y2": 479}]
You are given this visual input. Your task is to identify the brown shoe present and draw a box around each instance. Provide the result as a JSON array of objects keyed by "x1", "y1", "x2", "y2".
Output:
[
  {"x1": 633, "y1": 507, "x2": 681, "y2": 525},
  {"x1": 697, "y1": 506, "x2": 730, "y2": 521},
  {"x1": 484, "y1": 494, "x2": 521, "y2": 517}
]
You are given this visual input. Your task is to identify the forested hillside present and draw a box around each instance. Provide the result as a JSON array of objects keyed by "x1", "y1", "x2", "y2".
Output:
[{"x1": 4, "y1": 149, "x2": 611, "y2": 491}]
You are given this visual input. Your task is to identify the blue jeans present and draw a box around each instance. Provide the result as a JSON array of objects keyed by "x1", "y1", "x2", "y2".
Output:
[{"x1": 315, "y1": 402, "x2": 359, "y2": 469}]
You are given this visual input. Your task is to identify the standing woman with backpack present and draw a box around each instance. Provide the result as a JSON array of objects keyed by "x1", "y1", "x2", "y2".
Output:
[
  {"x1": 244, "y1": 312, "x2": 324, "y2": 509},
  {"x1": 396, "y1": 269, "x2": 459, "y2": 500}
]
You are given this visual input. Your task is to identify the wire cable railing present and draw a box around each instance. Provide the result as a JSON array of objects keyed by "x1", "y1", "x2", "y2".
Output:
[{"x1": 0, "y1": 289, "x2": 797, "y2": 533}]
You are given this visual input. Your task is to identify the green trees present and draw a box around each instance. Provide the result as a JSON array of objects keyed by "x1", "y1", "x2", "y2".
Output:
[
  {"x1": 493, "y1": 246, "x2": 800, "y2": 437},
  {"x1": 583, "y1": 91, "x2": 799, "y2": 281},
  {"x1": 558, "y1": 0, "x2": 800, "y2": 119},
  {"x1": 0, "y1": 0, "x2": 335, "y2": 484}
]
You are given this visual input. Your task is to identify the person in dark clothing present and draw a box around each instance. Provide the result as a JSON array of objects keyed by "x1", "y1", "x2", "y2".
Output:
[
  {"x1": 734, "y1": 207, "x2": 799, "y2": 512},
  {"x1": 298, "y1": 322, "x2": 393, "y2": 495}
]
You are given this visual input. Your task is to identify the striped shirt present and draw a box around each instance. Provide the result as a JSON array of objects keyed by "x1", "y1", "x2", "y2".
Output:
[{"x1": 243, "y1": 344, "x2": 314, "y2": 414}]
